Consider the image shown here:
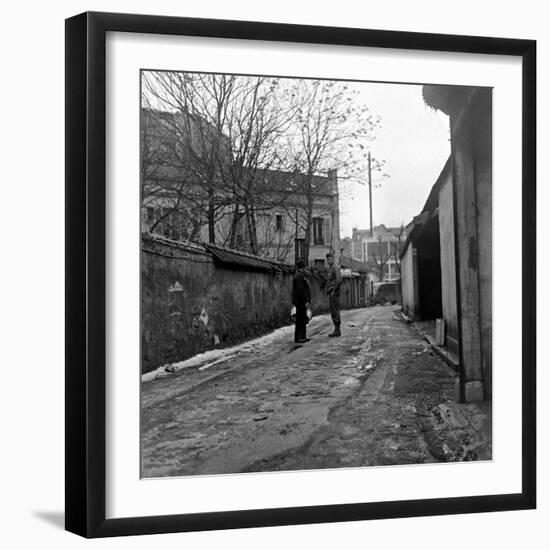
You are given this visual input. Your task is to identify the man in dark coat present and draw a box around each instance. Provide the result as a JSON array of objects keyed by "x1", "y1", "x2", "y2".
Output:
[
  {"x1": 326, "y1": 252, "x2": 342, "y2": 337},
  {"x1": 292, "y1": 259, "x2": 311, "y2": 343}
]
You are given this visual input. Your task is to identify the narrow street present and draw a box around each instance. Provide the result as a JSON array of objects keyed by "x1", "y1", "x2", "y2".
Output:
[{"x1": 141, "y1": 306, "x2": 491, "y2": 478}]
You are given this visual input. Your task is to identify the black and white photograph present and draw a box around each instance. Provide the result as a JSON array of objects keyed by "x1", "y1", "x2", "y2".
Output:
[
  {"x1": 1, "y1": 0, "x2": 543, "y2": 545},
  {"x1": 139, "y1": 70, "x2": 493, "y2": 478}
]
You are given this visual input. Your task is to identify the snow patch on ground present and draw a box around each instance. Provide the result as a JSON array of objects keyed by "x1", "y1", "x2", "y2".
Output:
[{"x1": 142, "y1": 323, "x2": 295, "y2": 382}]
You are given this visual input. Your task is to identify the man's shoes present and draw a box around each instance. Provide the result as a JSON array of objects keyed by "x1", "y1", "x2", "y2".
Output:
[
  {"x1": 295, "y1": 338, "x2": 310, "y2": 343},
  {"x1": 328, "y1": 327, "x2": 341, "y2": 338}
]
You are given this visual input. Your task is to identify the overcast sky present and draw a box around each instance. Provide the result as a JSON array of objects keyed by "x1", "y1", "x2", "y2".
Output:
[
  {"x1": 338, "y1": 82, "x2": 451, "y2": 238},
  {"x1": 144, "y1": 73, "x2": 451, "y2": 239}
]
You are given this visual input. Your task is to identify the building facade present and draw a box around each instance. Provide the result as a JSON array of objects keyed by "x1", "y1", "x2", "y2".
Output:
[
  {"x1": 339, "y1": 255, "x2": 373, "y2": 308},
  {"x1": 351, "y1": 224, "x2": 405, "y2": 282},
  {"x1": 141, "y1": 108, "x2": 341, "y2": 267}
]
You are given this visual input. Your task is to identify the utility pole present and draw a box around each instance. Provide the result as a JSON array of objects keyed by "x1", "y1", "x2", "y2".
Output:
[{"x1": 368, "y1": 151, "x2": 373, "y2": 237}]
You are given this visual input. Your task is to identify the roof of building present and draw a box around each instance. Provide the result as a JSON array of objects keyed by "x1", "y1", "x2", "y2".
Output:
[
  {"x1": 142, "y1": 108, "x2": 338, "y2": 198},
  {"x1": 352, "y1": 224, "x2": 404, "y2": 239},
  {"x1": 204, "y1": 242, "x2": 294, "y2": 273},
  {"x1": 400, "y1": 156, "x2": 451, "y2": 258},
  {"x1": 422, "y1": 85, "x2": 479, "y2": 117},
  {"x1": 142, "y1": 231, "x2": 207, "y2": 254},
  {"x1": 339, "y1": 255, "x2": 372, "y2": 274},
  {"x1": 418, "y1": 157, "x2": 451, "y2": 215},
  {"x1": 142, "y1": 107, "x2": 227, "y2": 141},
  {"x1": 142, "y1": 232, "x2": 296, "y2": 272},
  {"x1": 258, "y1": 168, "x2": 337, "y2": 197}
]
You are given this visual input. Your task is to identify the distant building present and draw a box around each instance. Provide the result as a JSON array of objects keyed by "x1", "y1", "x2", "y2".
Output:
[
  {"x1": 340, "y1": 236, "x2": 353, "y2": 258},
  {"x1": 351, "y1": 224, "x2": 405, "y2": 282},
  {"x1": 339, "y1": 255, "x2": 374, "y2": 308}
]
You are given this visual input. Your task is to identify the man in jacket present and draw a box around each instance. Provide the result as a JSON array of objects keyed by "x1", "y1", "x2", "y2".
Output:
[
  {"x1": 325, "y1": 252, "x2": 342, "y2": 337},
  {"x1": 292, "y1": 259, "x2": 311, "y2": 343}
]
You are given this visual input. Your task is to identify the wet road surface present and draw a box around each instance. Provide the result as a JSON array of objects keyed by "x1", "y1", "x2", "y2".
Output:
[{"x1": 141, "y1": 306, "x2": 491, "y2": 478}]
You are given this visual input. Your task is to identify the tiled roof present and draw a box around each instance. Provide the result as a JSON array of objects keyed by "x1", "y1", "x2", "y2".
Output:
[{"x1": 204, "y1": 243, "x2": 294, "y2": 273}]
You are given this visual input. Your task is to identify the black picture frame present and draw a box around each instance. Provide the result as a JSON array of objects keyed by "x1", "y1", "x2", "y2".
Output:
[{"x1": 65, "y1": 11, "x2": 536, "y2": 538}]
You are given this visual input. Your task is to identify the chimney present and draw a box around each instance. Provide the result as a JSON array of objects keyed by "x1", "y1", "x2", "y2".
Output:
[{"x1": 327, "y1": 169, "x2": 338, "y2": 194}]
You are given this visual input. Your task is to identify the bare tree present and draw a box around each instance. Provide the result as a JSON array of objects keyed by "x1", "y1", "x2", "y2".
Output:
[
  {"x1": 371, "y1": 235, "x2": 391, "y2": 282},
  {"x1": 141, "y1": 73, "x2": 383, "y2": 261},
  {"x1": 221, "y1": 77, "x2": 300, "y2": 253},
  {"x1": 249, "y1": 210, "x2": 296, "y2": 262},
  {"x1": 142, "y1": 72, "x2": 239, "y2": 243},
  {"x1": 390, "y1": 224, "x2": 406, "y2": 277},
  {"x1": 142, "y1": 72, "x2": 300, "y2": 250},
  {"x1": 285, "y1": 79, "x2": 381, "y2": 264}
]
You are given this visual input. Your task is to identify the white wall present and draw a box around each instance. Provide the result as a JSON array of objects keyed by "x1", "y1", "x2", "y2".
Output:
[
  {"x1": 1, "y1": 1, "x2": 547, "y2": 549},
  {"x1": 438, "y1": 174, "x2": 459, "y2": 351}
]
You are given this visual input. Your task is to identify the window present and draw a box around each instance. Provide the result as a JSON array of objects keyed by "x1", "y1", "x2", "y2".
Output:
[
  {"x1": 312, "y1": 217, "x2": 324, "y2": 245},
  {"x1": 154, "y1": 207, "x2": 162, "y2": 233},
  {"x1": 162, "y1": 207, "x2": 173, "y2": 238},
  {"x1": 146, "y1": 207, "x2": 155, "y2": 224},
  {"x1": 314, "y1": 259, "x2": 325, "y2": 268},
  {"x1": 276, "y1": 214, "x2": 283, "y2": 232},
  {"x1": 171, "y1": 210, "x2": 181, "y2": 241},
  {"x1": 295, "y1": 238, "x2": 305, "y2": 262},
  {"x1": 235, "y1": 216, "x2": 246, "y2": 247}
]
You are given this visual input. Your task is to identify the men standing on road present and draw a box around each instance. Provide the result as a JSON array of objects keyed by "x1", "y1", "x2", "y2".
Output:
[
  {"x1": 292, "y1": 259, "x2": 311, "y2": 343},
  {"x1": 326, "y1": 252, "x2": 342, "y2": 337}
]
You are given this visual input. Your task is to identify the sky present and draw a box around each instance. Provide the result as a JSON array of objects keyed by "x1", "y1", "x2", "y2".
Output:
[{"x1": 338, "y1": 82, "x2": 451, "y2": 237}]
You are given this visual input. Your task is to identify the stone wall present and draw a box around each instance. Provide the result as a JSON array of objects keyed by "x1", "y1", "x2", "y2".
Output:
[{"x1": 141, "y1": 235, "x2": 334, "y2": 373}]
